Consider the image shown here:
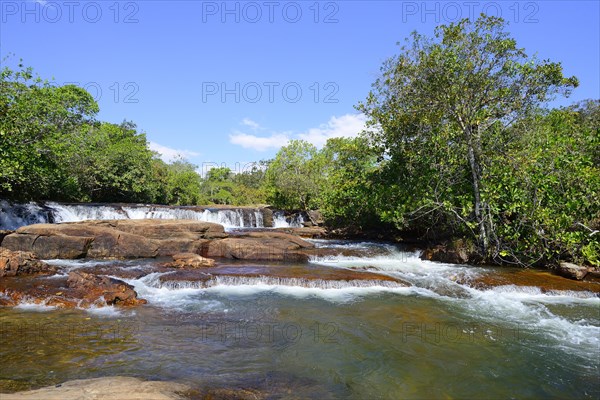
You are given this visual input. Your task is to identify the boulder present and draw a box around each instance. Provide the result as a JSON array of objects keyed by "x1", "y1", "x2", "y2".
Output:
[
  {"x1": 164, "y1": 252, "x2": 215, "y2": 268},
  {"x1": 556, "y1": 262, "x2": 589, "y2": 280},
  {"x1": 420, "y1": 240, "x2": 479, "y2": 264},
  {"x1": 307, "y1": 210, "x2": 324, "y2": 225},
  {"x1": 67, "y1": 271, "x2": 146, "y2": 306},
  {"x1": 0, "y1": 247, "x2": 57, "y2": 277}
]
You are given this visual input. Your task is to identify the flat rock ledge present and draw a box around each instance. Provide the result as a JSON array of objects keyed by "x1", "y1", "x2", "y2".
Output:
[
  {"x1": 0, "y1": 376, "x2": 193, "y2": 400},
  {"x1": 0, "y1": 219, "x2": 315, "y2": 261}
]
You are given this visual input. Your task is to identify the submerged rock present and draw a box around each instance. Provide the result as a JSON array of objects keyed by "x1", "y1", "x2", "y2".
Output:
[
  {"x1": 0, "y1": 248, "x2": 57, "y2": 277},
  {"x1": 0, "y1": 376, "x2": 193, "y2": 400},
  {"x1": 459, "y1": 267, "x2": 600, "y2": 294}
]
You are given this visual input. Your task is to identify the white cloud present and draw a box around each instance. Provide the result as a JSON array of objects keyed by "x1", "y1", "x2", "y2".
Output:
[
  {"x1": 229, "y1": 131, "x2": 290, "y2": 151},
  {"x1": 229, "y1": 113, "x2": 367, "y2": 152},
  {"x1": 298, "y1": 114, "x2": 367, "y2": 148},
  {"x1": 149, "y1": 141, "x2": 200, "y2": 163},
  {"x1": 241, "y1": 118, "x2": 261, "y2": 130}
]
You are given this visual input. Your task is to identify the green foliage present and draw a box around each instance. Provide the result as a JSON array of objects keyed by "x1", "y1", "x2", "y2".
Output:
[
  {"x1": 357, "y1": 14, "x2": 581, "y2": 261},
  {"x1": 485, "y1": 104, "x2": 600, "y2": 265},
  {"x1": 319, "y1": 137, "x2": 382, "y2": 229},
  {"x1": 264, "y1": 140, "x2": 326, "y2": 210},
  {"x1": 0, "y1": 61, "x2": 266, "y2": 207},
  {"x1": 0, "y1": 61, "x2": 99, "y2": 199}
]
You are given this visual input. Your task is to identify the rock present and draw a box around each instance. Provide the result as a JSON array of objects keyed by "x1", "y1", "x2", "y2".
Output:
[
  {"x1": 556, "y1": 262, "x2": 589, "y2": 280},
  {"x1": 0, "y1": 230, "x2": 13, "y2": 245},
  {"x1": 274, "y1": 226, "x2": 327, "y2": 238},
  {"x1": 204, "y1": 231, "x2": 314, "y2": 261},
  {"x1": 67, "y1": 271, "x2": 146, "y2": 306},
  {"x1": 307, "y1": 210, "x2": 324, "y2": 225},
  {"x1": 2, "y1": 220, "x2": 226, "y2": 260},
  {"x1": 458, "y1": 267, "x2": 600, "y2": 294},
  {"x1": 1, "y1": 376, "x2": 193, "y2": 400},
  {"x1": 262, "y1": 207, "x2": 274, "y2": 228},
  {"x1": 0, "y1": 247, "x2": 57, "y2": 277},
  {"x1": 202, "y1": 387, "x2": 266, "y2": 400},
  {"x1": 164, "y1": 252, "x2": 215, "y2": 268},
  {"x1": 420, "y1": 239, "x2": 478, "y2": 264},
  {"x1": 583, "y1": 269, "x2": 600, "y2": 283}
]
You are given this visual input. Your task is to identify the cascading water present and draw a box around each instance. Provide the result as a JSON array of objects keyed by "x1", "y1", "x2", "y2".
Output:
[
  {"x1": 272, "y1": 210, "x2": 304, "y2": 228},
  {"x1": 4, "y1": 239, "x2": 599, "y2": 398},
  {"x1": 0, "y1": 201, "x2": 268, "y2": 229}
]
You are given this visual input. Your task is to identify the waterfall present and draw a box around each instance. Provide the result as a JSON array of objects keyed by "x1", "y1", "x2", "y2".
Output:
[
  {"x1": 272, "y1": 211, "x2": 305, "y2": 228},
  {"x1": 0, "y1": 201, "x2": 267, "y2": 230}
]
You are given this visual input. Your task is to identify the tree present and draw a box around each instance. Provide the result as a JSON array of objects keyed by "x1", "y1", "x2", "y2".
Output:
[
  {"x1": 358, "y1": 15, "x2": 579, "y2": 258},
  {"x1": 202, "y1": 167, "x2": 234, "y2": 204},
  {"x1": 164, "y1": 159, "x2": 202, "y2": 205},
  {"x1": 319, "y1": 137, "x2": 382, "y2": 229},
  {"x1": 0, "y1": 61, "x2": 98, "y2": 199},
  {"x1": 264, "y1": 140, "x2": 325, "y2": 210}
]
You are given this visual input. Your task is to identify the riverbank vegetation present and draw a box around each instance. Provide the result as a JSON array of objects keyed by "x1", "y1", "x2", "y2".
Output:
[{"x1": 1, "y1": 16, "x2": 598, "y2": 267}]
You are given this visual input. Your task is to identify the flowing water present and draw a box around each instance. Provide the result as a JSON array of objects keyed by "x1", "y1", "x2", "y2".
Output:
[
  {"x1": 0, "y1": 201, "x2": 307, "y2": 230},
  {"x1": 1, "y1": 239, "x2": 598, "y2": 398}
]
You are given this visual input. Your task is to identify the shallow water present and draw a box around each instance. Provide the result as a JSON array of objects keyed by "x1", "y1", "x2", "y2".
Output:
[{"x1": 1, "y1": 240, "x2": 599, "y2": 398}]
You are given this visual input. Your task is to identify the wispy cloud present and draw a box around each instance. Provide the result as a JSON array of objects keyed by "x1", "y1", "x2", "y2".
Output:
[
  {"x1": 241, "y1": 118, "x2": 261, "y2": 130},
  {"x1": 149, "y1": 141, "x2": 200, "y2": 163},
  {"x1": 229, "y1": 113, "x2": 367, "y2": 151},
  {"x1": 229, "y1": 131, "x2": 290, "y2": 151}
]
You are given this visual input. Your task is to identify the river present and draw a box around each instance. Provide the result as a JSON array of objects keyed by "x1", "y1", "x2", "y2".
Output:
[{"x1": 1, "y1": 236, "x2": 598, "y2": 398}]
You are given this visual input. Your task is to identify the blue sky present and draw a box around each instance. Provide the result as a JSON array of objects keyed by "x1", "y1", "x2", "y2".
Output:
[{"x1": 1, "y1": 1, "x2": 599, "y2": 173}]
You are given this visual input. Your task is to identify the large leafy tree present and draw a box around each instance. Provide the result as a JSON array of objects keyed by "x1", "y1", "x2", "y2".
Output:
[
  {"x1": 319, "y1": 137, "x2": 382, "y2": 229},
  {"x1": 0, "y1": 62, "x2": 99, "y2": 199},
  {"x1": 358, "y1": 15, "x2": 579, "y2": 258},
  {"x1": 264, "y1": 140, "x2": 326, "y2": 210}
]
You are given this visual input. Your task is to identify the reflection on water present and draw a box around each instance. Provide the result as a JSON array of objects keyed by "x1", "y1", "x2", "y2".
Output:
[{"x1": 1, "y1": 240, "x2": 599, "y2": 399}]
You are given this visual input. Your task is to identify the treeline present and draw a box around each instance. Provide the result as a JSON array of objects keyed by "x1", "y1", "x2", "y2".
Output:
[
  {"x1": 263, "y1": 16, "x2": 599, "y2": 268},
  {"x1": 0, "y1": 63, "x2": 267, "y2": 206}
]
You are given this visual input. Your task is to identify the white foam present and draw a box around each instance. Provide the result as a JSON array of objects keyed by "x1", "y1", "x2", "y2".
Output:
[
  {"x1": 272, "y1": 211, "x2": 304, "y2": 228},
  {"x1": 14, "y1": 302, "x2": 58, "y2": 311},
  {"x1": 85, "y1": 304, "x2": 128, "y2": 317}
]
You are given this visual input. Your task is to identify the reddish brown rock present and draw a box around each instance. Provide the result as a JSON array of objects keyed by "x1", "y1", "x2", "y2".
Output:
[
  {"x1": 204, "y1": 233, "x2": 313, "y2": 262},
  {"x1": 0, "y1": 247, "x2": 57, "y2": 277},
  {"x1": 67, "y1": 271, "x2": 146, "y2": 306},
  {"x1": 556, "y1": 262, "x2": 589, "y2": 280},
  {"x1": 459, "y1": 268, "x2": 600, "y2": 294},
  {"x1": 164, "y1": 252, "x2": 216, "y2": 268},
  {"x1": 2, "y1": 220, "x2": 226, "y2": 260},
  {"x1": 274, "y1": 226, "x2": 327, "y2": 238}
]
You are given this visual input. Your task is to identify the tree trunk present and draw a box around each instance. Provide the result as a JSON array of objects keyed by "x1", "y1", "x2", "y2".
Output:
[{"x1": 465, "y1": 127, "x2": 489, "y2": 256}]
